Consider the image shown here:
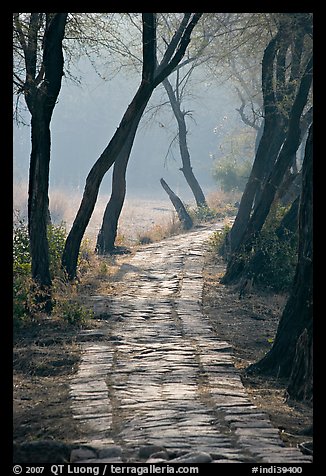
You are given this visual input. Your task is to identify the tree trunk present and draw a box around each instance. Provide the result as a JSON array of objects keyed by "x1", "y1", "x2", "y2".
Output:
[
  {"x1": 62, "y1": 82, "x2": 153, "y2": 278},
  {"x1": 226, "y1": 28, "x2": 287, "y2": 255},
  {"x1": 24, "y1": 13, "x2": 67, "y2": 311},
  {"x1": 247, "y1": 124, "x2": 312, "y2": 385},
  {"x1": 222, "y1": 56, "x2": 312, "y2": 285},
  {"x1": 62, "y1": 13, "x2": 202, "y2": 279},
  {"x1": 160, "y1": 178, "x2": 193, "y2": 230},
  {"x1": 225, "y1": 17, "x2": 309, "y2": 256},
  {"x1": 254, "y1": 120, "x2": 264, "y2": 154},
  {"x1": 275, "y1": 195, "x2": 300, "y2": 240},
  {"x1": 287, "y1": 329, "x2": 313, "y2": 402},
  {"x1": 96, "y1": 103, "x2": 147, "y2": 254},
  {"x1": 28, "y1": 112, "x2": 52, "y2": 310},
  {"x1": 225, "y1": 118, "x2": 283, "y2": 256},
  {"x1": 163, "y1": 78, "x2": 207, "y2": 208}
]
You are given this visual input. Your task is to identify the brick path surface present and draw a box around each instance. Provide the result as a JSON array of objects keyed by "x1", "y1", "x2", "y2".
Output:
[{"x1": 69, "y1": 224, "x2": 312, "y2": 464}]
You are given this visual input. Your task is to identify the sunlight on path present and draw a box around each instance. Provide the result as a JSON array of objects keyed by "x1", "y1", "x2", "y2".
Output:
[{"x1": 69, "y1": 224, "x2": 312, "y2": 463}]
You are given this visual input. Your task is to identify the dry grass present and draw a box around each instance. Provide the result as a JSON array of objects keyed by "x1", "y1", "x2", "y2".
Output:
[
  {"x1": 136, "y1": 213, "x2": 182, "y2": 244},
  {"x1": 13, "y1": 182, "x2": 180, "y2": 248}
]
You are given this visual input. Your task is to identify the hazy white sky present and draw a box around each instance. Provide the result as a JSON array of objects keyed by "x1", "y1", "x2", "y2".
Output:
[{"x1": 13, "y1": 55, "x2": 245, "y2": 201}]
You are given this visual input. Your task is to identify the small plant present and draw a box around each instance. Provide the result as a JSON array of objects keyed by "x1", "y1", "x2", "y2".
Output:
[
  {"x1": 99, "y1": 261, "x2": 108, "y2": 275},
  {"x1": 212, "y1": 158, "x2": 252, "y2": 193},
  {"x1": 47, "y1": 222, "x2": 67, "y2": 278},
  {"x1": 208, "y1": 225, "x2": 231, "y2": 255},
  {"x1": 188, "y1": 205, "x2": 218, "y2": 223},
  {"x1": 54, "y1": 300, "x2": 94, "y2": 327},
  {"x1": 13, "y1": 215, "x2": 95, "y2": 327}
]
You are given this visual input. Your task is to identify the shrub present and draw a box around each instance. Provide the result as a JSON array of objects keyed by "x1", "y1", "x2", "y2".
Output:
[
  {"x1": 47, "y1": 222, "x2": 67, "y2": 278},
  {"x1": 13, "y1": 214, "x2": 31, "y2": 276},
  {"x1": 247, "y1": 204, "x2": 298, "y2": 292},
  {"x1": 53, "y1": 300, "x2": 94, "y2": 327},
  {"x1": 189, "y1": 205, "x2": 217, "y2": 223},
  {"x1": 208, "y1": 204, "x2": 298, "y2": 292},
  {"x1": 13, "y1": 216, "x2": 94, "y2": 327},
  {"x1": 208, "y1": 225, "x2": 231, "y2": 255},
  {"x1": 212, "y1": 158, "x2": 252, "y2": 193}
]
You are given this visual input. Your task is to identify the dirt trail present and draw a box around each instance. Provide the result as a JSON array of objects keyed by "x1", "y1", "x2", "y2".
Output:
[{"x1": 68, "y1": 224, "x2": 312, "y2": 463}]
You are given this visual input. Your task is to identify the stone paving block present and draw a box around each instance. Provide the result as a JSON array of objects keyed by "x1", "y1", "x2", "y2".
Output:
[
  {"x1": 69, "y1": 224, "x2": 311, "y2": 464},
  {"x1": 77, "y1": 457, "x2": 123, "y2": 463},
  {"x1": 70, "y1": 447, "x2": 97, "y2": 462}
]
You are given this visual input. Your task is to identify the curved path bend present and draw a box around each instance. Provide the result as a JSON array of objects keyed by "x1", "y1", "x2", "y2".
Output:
[{"x1": 69, "y1": 224, "x2": 312, "y2": 464}]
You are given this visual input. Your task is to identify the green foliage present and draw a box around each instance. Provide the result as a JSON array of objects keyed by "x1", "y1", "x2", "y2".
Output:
[
  {"x1": 208, "y1": 225, "x2": 231, "y2": 254},
  {"x1": 53, "y1": 300, "x2": 94, "y2": 327},
  {"x1": 212, "y1": 158, "x2": 252, "y2": 193},
  {"x1": 13, "y1": 216, "x2": 31, "y2": 276},
  {"x1": 13, "y1": 216, "x2": 32, "y2": 326},
  {"x1": 252, "y1": 228, "x2": 298, "y2": 292},
  {"x1": 47, "y1": 222, "x2": 67, "y2": 278},
  {"x1": 189, "y1": 205, "x2": 217, "y2": 222},
  {"x1": 13, "y1": 216, "x2": 94, "y2": 328},
  {"x1": 209, "y1": 204, "x2": 298, "y2": 292},
  {"x1": 250, "y1": 205, "x2": 298, "y2": 292}
]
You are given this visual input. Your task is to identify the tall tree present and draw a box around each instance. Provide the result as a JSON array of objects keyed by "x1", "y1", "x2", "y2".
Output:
[
  {"x1": 96, "y1": 13, "x2": 271, "y2": 252},
  {"x1": 13, "y1": 13, "x2": 68, "y2": 310},
  {"x1": 64, "y1": 13, "x2": 202, "y2": 273},
  {"x1": 223, "y1": 13, "x2": 312, "y2": 258},
  {"x1": 222, "y1": 52, "x2": 312, "y2": 284},
  {"x1": 162, "y1": 74, "x2": 207, "y2": 208},
  {"x1": 247, "y1": 124, "x2": 313, "y2": 403}
]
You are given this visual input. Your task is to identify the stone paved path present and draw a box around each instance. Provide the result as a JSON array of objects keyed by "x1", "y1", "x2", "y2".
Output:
[{"x1": 69, "y1": 224, "x2": 312, "y2": 464}]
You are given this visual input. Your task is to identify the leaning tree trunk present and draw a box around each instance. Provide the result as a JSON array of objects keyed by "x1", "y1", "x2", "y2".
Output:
[
  {"x1": 247, "y1": 124, "x2": 312, "y2": 391},
  {"x1": 163, "y1": 78, "x2": 207, "y2": 208},
  {"x1": 96, "y1": 104, "x2": 147, "y2": 254},
  {"x1": 62, "y1": 13, "x2": 202, "y2": 280},
  {"x1": 63, "y1": 82, "x2": 153, "y2": 276},
  {"x1": 160, "y1": 178, "x2": 193, "y2": 230},
  {"x1": 222, "y1": 56, "x2": 312, "y2": 285}
]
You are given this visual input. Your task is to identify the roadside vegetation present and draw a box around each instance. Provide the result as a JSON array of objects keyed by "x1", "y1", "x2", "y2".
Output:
[
  {"x1": 209, "y1": 202, "x2": 298, "y2": 293},
  {"x1": 13, "y1": 212, "x2": 95, "y2": 334},
  {"x1": 13, "y1": 189, "x2": 238, "y2": 333}
]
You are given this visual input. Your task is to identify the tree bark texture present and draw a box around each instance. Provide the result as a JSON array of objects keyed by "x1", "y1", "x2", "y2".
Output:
[
  {"x1": 222, "y1": 55, "x2": 312, "y2": 285},
  {"x1": 21, "y1": 13, "x2": 67, "y2": 310},
  {"x1": 226, "y1": 16, "x2": 310, "y2": 256},
  {"x1": 247, "y1": 124, "x2": 312, "y2": 384},
  {"x1": 96, "y1": 102, "x2": 147, "y2": 254},
  {"x1": 160, "y1": 178, "x2": 193, "y2": 230}
]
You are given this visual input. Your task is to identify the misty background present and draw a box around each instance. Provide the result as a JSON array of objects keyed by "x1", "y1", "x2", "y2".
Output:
[{"x1": 13, "y1": 55, "x2": 251, "y2": 239}]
